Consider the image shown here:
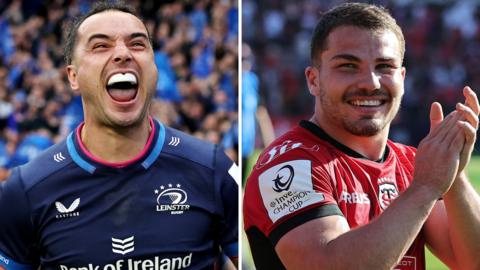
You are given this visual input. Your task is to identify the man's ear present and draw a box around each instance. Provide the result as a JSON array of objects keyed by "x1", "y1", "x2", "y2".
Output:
[
  {"x1": 66, "y1": 65, "x2": 80, "y2": 93},
  {"x1": 305, "y1": 66, "x2": 321, "y2": 96}
]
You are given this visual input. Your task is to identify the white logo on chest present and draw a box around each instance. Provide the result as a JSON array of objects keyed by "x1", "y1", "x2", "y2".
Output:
[
  {"x1": 155, "y1": 184, "x2": 190, "y2": 214},
  {"x1": 55, "y1": 198, "x2": 80, "y2": 219},
  {"x1": 112, "y1": 236, "x2": 134, "y2": 255},
  {"x1": 378, "y1": 177, "x2": 399, "y2": 210}
]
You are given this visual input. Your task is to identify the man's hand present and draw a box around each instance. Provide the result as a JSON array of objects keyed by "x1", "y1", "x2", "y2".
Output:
[
  {"x1": 412, "y1": 103, "x2": 465, "y2": 197},
  {"x1": 455, "y1": 86, "x2": 479, "y2": 174}
]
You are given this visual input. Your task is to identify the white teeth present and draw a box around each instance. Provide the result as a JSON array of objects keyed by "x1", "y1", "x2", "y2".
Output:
[
  {"x1": 107, "y1": 73, "x2": 137, "y2": 86},
  {"x1": 351, "y1": 100, "x2": 382, "y2": 106}
]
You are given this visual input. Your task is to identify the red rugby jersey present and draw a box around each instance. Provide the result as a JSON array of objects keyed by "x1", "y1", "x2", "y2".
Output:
[{"x1": 244, "y1": 121, "x2": 425, "y2": 270}]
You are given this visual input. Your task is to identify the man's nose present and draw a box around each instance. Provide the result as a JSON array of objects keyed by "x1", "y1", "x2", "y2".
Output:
[
  {"x1": 113, "y1": 43, "x2": 132, "y2": 63},
  {"x1": 357, "y1": 70, "x2": 381, "y2": 91}
]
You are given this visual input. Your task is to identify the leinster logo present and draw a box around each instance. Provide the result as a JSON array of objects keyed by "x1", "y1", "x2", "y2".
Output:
[
  {"x1": 272, "y1": 165, "x2": 294, "y2": 192},
  {"x1": 378, "y1": 179, "x2": 399, "y2": 210},
  {"x1": 155, "y1": 184, "x2": 190, "y2": 214}
]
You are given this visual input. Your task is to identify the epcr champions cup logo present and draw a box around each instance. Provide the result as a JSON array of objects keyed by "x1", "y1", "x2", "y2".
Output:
[{"x1": 272, "y1": 165, "x2": 295, "y2": 192}]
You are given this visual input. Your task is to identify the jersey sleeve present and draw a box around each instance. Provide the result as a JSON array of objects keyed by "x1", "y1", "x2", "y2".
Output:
[
  {"x1": 0, "y1": 167, "x2": 39, "y2": 270},
  {"x1": 213, "y1": 146, "x2": 238, "y2": 260},
  {"x1": 244, "y1": 149, "x2": 343, "y2": 246},
  {"x1": 262, "y1": 159, "x2": 341, "y2": 244}
]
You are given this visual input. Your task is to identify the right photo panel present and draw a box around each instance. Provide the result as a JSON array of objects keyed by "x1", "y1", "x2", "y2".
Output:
[{"x1": 242, "y1": 1, "x2": 480, "y2": 270}]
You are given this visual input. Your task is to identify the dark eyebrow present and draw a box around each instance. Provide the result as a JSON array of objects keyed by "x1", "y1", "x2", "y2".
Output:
[
  {"x1": 86, "y1": 32, "x2": 149, "y2": 44},
  {"x1": 130, "y1": 32, "x2": 149, "y2": 40},
  {"x1": 376, "y1": 57, "x2": 396, "y2": 63},
  {"x1": 329, "y1": 54, "x2": 360, "y2": 62},
  {"x1": 330, "y1": 54, "x2": 399, "y2": 64},
  {"x1": 87, "y1": 33, "x2": 111, "y2": 44}
]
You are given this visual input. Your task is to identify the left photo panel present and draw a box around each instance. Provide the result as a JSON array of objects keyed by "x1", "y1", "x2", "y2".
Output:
[{"x1": 0, "y1": 0, "x2": 239, "y2": 269}]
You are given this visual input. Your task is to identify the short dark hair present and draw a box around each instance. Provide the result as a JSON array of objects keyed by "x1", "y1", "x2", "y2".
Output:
[
  {"x1": 63, "y1": 1, "x2": 150, "y2": 65},
  {"x1": 310, "y1": 2, "x2": 405, "y2": 65}
]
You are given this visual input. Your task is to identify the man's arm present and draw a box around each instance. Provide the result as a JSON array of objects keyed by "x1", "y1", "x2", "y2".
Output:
[
  {"x1": 276, "y1": 105, "x2": 465, "y2": 270},
  {"x1": 443, "y1": 172, "x2": 480, "y2": 269},
  {"x1": 0, "y1": 168, "x2": 39, "y2": 269},
  {"x1": 425, "y1": 86, "x2": 480, "y2": 269},
  {"x1": 424, "y1": 173, "x2": 480, "y2": 270},
  {"x1": 277, "y1": 185, "x2": 438, "y2": 270},
  {"x1": 215, "y1": 146, "x2": 239, "y2": 269}
]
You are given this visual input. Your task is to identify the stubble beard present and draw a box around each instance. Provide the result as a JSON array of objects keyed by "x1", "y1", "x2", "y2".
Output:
[
  {"x1": 342, "y1": 116, "x2": 389, "y2": 137},
  {"x1": 92, "y1": 88, "x2": 155, "y2": 132},
  {"x1": 319, "y1": 87, "x2": 401, "y2": 137},
  {"x1": 105, "y1": 96, "x2": 153, "y2": 131}
]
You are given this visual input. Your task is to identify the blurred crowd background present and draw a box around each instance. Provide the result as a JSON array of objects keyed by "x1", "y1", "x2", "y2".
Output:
[
  {"x1": 0, "y1": 0, "x2": 238, "y2": 179},
  {"x1": 242, "y1": 0, "x2": 480, "y2": 163}
]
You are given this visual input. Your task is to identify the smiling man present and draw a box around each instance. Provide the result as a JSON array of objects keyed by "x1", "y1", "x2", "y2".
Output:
[
  {"x1": 0, "y1": 2, "x2": 238, "y2": 270},
  {"x1": 243, "y1": 3, "x2": 480, "y2": 270}
]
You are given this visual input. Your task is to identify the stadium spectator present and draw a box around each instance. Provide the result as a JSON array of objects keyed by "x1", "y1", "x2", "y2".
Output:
[{"x1": 241, "y1": 42, "x2": 274, "y2": 179}]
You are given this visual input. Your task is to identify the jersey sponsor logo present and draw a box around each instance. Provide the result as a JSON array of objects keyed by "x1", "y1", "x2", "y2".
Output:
[
  {"x1": 256, "y1": 140, "x2": 319, "y2": 168},
  {"x1": 112, "y1": 236, "x2": 134, "y2": 255},
  {"x1": 338, "y1": 191, "x2": 370, "y2": 204},
  {"x1": 53, "y1": 152, "x2": 66, "y2": 162},
  {"x1": 394, "y1": 256, "x2": 416, "y2": 270},
  {"x1": 55, "y1": 198, "x2": 80, "y2": 219},
  {"x1": 378, "y1": 177, "x2": 399, "y2": 210},
  {"x1": 59, "y1": 253, "x2": 192, "y2": 270},
  {"x1": 0, "y1": 253, "x2": 9, "y2": 266},
  {"x1": 259, "y1": 160, "x2": 325, "y2": 222},
  {"x1": 272, "y1": 165, "x2": 294, "y2": 192},
  {"x1": 0, "y1": 252, "x2": 32, "y2": 270},
  {"x1": 155, "y1": 184, "x2": 190, "y2": 214},
  {"x1": 168, "y1": 137, "x2": 180, "y2": 146}
]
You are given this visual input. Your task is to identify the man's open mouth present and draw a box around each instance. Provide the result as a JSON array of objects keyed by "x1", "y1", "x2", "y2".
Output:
[{"x1": 106, "y1": 73, "x2": 138, "y2": 102}]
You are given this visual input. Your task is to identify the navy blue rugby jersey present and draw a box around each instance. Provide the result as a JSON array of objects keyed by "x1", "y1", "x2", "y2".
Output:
[{"x1": 0, "y1": 118, "x2": 238, "y2": 270}]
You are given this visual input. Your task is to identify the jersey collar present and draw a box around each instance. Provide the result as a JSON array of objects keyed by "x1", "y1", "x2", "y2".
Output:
[
  {"x1": 299, "y1": 120, "x2": 390, "y2": 163},
  {"x1": 66, "y1": 117, "x2": 166, "y2": 173}
]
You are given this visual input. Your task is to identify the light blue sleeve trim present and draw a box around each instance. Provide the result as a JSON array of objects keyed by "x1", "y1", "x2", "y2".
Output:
[
  {"x1": 222, "y1": 242, "x2": 238, "y2": 258},
  {"x1": 66, "y1": 132, "x2": 95, "y2": 174},
  {"x1": 0, "y1": 250, "x2": 34, "y2": 270}
]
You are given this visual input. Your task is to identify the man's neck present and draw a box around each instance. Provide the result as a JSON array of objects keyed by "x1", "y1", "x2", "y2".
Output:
[
  {"x1": 80, "y1": 118, "x2": 152, "y2": 163},
  {"x1": 310, "y1": 116, "x2": 389, "y2": 161}
]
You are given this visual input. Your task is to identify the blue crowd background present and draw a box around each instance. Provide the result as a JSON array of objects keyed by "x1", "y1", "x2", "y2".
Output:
[
  {"x1": 242, "y1": 0, "x2": 480, "y2": 156},
  {"x1": 0, "y1": 0, "x2": 239, "y2": 180}
]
